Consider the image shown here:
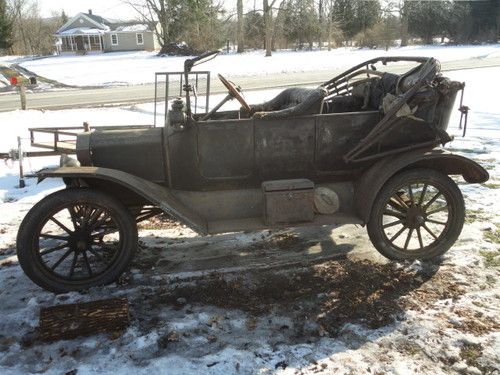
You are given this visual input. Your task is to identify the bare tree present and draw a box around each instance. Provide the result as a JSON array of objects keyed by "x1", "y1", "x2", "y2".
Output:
[
  {"x1": 237, "y1": 0, "x2": 244, "y2": 53},
  {"x1": 125, "y1": 0, "x2": 225, "y2": 53},
  {"x1": 386, "y1": 0, "x2": 408, "y2": 46},
  {"x1": 323, "y1": 0, "x2": 342, "y2": 51},
  {"x1": 399, "y1": 1, "x2": 408, "y2": 47},
  {"x1": 318, "y1": 0, "x2": 323, "y2": 49},
  {"x1": 9, "y1": 0, "x2": 32, "y2": 54},
  {"x1": 124, "y1": 0, "x2": 169, "y2": 51},
  {"x1": 7, "y1": 0, "x2": 59, "y2": 55},
  {"x1": 263, "y1": 0, "x2": 273, "y2": 56},
  {"x1": 263, "y1": 0, "x2": 281, "y2": 56}
]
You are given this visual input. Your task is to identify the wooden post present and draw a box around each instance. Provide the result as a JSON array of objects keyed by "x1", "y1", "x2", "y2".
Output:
[
  {"x1": 17, "y1": 136, "x2": 25, "y2": 188},
  {"x1": 19, "y1": 84, "x2": 27, "y2": 110},
  {"x1": 39, "y1": 297, "x2": 129, "y2": 342}
]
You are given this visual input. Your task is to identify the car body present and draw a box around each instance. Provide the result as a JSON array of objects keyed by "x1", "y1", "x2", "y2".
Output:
[{"x1": 17, "y1": 52, "x2": 489, "y2": 293}]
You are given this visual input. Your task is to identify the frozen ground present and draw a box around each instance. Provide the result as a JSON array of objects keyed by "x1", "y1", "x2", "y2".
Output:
[
  {"x1": 3, "y1": 44, "x2": 500, "y2": 87},
  {"x1": 0, "y1": 67, "x2": 498, "y2": 375}
]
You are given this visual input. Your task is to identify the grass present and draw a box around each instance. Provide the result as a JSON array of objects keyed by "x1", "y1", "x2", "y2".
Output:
[
  {"x1": 460, "y1": 343, "x2": 483, "y2": 368},
  {"x1": 485, "y1": 275, "x2": 496, "y2": 286},
  {"x1": 465, "y1": 208, "x2": 486, "y2": 224},
  {"x1": 482, "y1": 224, "x2": 500, "y2": 245},
  {"x1": 479, "y1": 250, "x2": 500, "y2": 268},
  {"x1": 401, "y1": 342, "x2": 421, "y2": 356},
  {"x1": 481, "y1": 182, "x2": 500, "y2": 189}
]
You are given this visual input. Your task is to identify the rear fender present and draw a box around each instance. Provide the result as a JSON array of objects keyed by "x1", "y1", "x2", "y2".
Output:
[
  {"x1": 38, "y1": 167, "x2": 208, "y2": 234},
  {"x1": 354, "y1": 149, "x2": 489, "y2": 223}
]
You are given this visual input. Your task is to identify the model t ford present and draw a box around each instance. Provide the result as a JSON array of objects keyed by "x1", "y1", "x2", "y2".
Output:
[{"x1": 17, "y1": 51, "x2": 489, "y2": 293}]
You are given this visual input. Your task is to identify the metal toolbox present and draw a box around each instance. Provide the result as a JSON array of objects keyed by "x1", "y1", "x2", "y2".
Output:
[{"x1": 262, "y1": 179, "x2": 315, "y2": 225}]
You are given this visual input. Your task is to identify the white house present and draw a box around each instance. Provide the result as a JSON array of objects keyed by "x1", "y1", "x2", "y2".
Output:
[{"x1": 55, "y1": 10, "x2": 160, "y2": 54}]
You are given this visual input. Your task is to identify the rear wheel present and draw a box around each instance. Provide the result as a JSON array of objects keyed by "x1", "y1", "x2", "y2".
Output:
[
  {"x1": 367, "y1": 169, "x2": 464, "y2": 261},
  {"x1": 17, "y1": 189, "x2": 138, "y2": 293}
]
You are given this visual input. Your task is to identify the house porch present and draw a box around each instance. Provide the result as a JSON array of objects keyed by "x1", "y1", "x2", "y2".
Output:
[{"x1": 57, "y1": 34, "x2": 104, "y2": 53}]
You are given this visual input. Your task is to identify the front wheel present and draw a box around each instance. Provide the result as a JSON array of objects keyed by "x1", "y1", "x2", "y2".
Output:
[
  {"x1": 17, "y1": 189, "x2": 138, "y2": 293},
  {"x1": 367, "y1": 168, "x2": 465, "y2": 261}
]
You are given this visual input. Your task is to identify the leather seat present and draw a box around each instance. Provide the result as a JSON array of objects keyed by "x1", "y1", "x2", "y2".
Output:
[{"x1": 251, "y1": 88, "x2": 327, "y2": 119}]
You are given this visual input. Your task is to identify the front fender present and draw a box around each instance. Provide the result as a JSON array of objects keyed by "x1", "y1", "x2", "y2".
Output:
[
  {"x1": 38, "y1": 167, "x2": 208, "y2": 234},
  {"x1": 354, "y1": 149, "x2": 489, "y2": 223}
]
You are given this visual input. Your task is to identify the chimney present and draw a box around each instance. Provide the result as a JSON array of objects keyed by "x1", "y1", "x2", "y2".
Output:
[{"x1": 88, "y1": 9, "x2": 92, "y2": 15}]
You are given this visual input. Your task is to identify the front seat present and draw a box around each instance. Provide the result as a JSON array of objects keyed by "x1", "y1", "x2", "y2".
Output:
[{"x1": 250, "y1": 87, "x2": 327, "y2": 120}]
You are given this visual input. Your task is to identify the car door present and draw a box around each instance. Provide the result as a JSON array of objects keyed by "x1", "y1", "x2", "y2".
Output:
[
  {"x1": 196, "y1": 118, "x2": 254, "y2": 181},
  {"x1": 315, "y1": 111, "x2": 380, "y2": 172},
  {"x1": 254, "y1": 116, "x2": 316, "y2": 180}
]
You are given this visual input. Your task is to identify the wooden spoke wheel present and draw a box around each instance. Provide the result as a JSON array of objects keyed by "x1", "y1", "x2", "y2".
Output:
[
  {"x1": 367, "y1": 169, "x2": 465, "y2": 261},
  {"x1": 218, "y1": 73, "x2": 252, "y2": 113},
  {"x1": 17, "y1": 189, "x2": 138, "y2": 293}
]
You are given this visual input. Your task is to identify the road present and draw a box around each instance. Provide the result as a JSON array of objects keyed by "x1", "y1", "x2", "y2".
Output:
[{"x1": 1, "y1": 56, "x2": 499, "y2": 112}]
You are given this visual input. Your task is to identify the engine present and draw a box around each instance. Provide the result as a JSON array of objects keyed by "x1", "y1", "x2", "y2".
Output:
[{"x1": 76, "y1": 127, "x2": 167, "y2": 183}]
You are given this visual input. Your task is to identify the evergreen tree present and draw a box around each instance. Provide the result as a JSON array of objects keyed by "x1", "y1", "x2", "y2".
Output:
[
  {"x1": 282, "y1": 0, "x2": 319, "y2": 49},
  {"x1": 61, "y1": 9, "x2": 68, "y2": 24},
  {"x1": 406, "y1": 0, "x2": 450, "y2": 44},
  {"x1": 0, "y1": 0, "x2": 12, "y2": 51},
  {"x1": 469, "y1": 0, "x2": 498, "y2": 42},
  {"x1": 244, "y1": 11, "x2": 264, "y2": 49},
  {"x1": 331, "y1": 0, "x2": 380, "y2": 42}
]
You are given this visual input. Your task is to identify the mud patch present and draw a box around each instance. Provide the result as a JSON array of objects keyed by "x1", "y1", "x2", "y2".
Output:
[
  {"x1": 150, "y1": 259, "x2": 461, "y2": 336},
  {"x1": 267, "y1": 232, "x2": 301, "y2": 249},
  {"x1": 451, "y1": 308, "x2": 500, "y2": 336},
  {"x1": 138, "y1": 214, "x2": 184, "y2": 231}
]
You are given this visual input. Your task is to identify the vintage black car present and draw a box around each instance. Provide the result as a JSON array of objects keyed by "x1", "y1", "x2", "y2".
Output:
[{"x1": 17, "y1": 52, "x2": 489, "y2": 293}]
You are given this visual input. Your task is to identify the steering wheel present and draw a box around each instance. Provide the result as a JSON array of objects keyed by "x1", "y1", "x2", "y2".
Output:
[{"x1": 218, "y1": 74, "x2": 252, "y2": 113}]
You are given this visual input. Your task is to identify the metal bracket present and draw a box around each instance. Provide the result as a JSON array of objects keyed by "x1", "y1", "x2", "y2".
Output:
[
  {"x1": 458, "y1": 82, "x2": 469, "y2": 137},
  {"x1": 458, "y1": 105, "x2": 469, "y2": 137}
]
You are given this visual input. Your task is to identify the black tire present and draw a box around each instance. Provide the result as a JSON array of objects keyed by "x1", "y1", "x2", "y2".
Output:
[
  {"x1": 367, "y1": 168, "x2": 464, "y2": 261},
  {"x1": 17, "y1": 189, "x2": 138, "y2": 293}
]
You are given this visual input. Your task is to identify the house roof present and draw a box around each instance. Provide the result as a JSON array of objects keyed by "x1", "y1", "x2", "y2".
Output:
[
  {"x1": 58, "y1": 28, "x2": 107, "y2": 36},
  {"x1": 86, "y1": 13, "x2": 134, "y2": 28},
  {"x1": 115, "y1": 24, "x2": 150, "y2": 32},
  {"x1": 56, "y1": 12, "x2": 153, "y2": 35}
]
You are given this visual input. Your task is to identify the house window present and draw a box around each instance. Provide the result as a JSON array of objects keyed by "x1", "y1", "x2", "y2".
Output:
[
  {"x1": 136, "y1": 33, "x2": 144, "y2": 45},
  {"x1": 111, "y1": 34, "x2": 118, "y2": 45}
]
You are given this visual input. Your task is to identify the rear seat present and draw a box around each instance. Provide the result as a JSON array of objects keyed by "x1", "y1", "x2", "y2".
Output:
[{"x1": 323, "y1": 72, "x2": 400, "y2": 114}]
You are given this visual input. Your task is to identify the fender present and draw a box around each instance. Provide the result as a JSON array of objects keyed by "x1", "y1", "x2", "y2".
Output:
[
  {"x1": 37, "y1": 167, "x2": 208, "y2": 234},
  {"x1": 354, "y1": 149, "x2": 489, "y2": 223}
]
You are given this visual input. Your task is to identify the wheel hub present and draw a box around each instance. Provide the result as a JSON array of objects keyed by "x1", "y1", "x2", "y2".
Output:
[
  {"x1": 406, "y1": 206, "x2": 426, "y2": 229},
  {"x1": 76, "y1": 240, "x2": 87, "y2": 251},
  {"x1": 70, "y1": 229, "x2": 92, "y2": 252}
]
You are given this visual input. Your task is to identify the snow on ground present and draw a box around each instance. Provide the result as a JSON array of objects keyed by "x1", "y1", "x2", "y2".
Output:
[
  {"x1": 0, "y1": 67, "x2": 499, "y2": 375},
  {"x1": 6, "y1": 44, "x2": 500, "y2": 87}
]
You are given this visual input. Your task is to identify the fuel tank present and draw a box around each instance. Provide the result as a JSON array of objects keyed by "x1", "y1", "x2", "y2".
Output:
[{"x1": 76, "y1": 128, "x2": 166, "y2": 183}]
